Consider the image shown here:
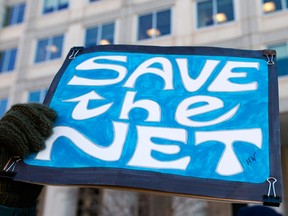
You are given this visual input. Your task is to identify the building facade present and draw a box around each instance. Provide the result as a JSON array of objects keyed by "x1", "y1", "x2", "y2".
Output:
[{"x1": 0, "y1": 0, "x2": 287, "y2": 215}]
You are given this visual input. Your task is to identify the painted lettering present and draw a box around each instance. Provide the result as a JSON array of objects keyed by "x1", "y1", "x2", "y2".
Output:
[
  {"x1": 120, "y1": 91, "x2": 161, "y2": 122},
  {"x1": 208, "y1": 61, "x2": 259, "y2": 92},
  {"x1": 124, "y1": 57, "x2": 173, "y2": 90},
  {"x1": 195, "y1": 128, "x2": 262, "y2": 175},
  {"x1": 68, "y1": 56, "x2": 128, "y2": 86},
  {"x1": 175, "y1": 95, "x2": 240, "y2": 127},
  {"x1": 128, "y1": 125, "x2": 190, "y2": 169}
]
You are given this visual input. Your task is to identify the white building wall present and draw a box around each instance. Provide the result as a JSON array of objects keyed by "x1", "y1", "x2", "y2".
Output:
[{"x1": 41, "y1": 186, "x2": 78, "y2": 216}]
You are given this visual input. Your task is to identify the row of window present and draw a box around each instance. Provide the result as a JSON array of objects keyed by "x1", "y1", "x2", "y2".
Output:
[
  {"x1": 1, "y1": 23, "x2": 288, "y2": 76},
  {"x1": 2, "y1": 0, "x2": 288, "y2": 29}
]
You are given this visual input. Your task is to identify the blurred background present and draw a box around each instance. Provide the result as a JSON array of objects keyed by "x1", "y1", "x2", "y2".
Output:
[{"x1": 0, "y1": 0, "x2": 287, "y2": 215}]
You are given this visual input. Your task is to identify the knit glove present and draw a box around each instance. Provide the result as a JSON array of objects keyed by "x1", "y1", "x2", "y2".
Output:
[{"x1": 0, "y1": 103, "x2": 57, "y2": 208}]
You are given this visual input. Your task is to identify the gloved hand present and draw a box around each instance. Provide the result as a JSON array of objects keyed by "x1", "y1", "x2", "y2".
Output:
[{"x1": 0, "y1": 103, "x2": 57, "y2": 208}]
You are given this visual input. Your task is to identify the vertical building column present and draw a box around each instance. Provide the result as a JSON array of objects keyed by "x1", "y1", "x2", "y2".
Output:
[
  {"x1": 174, "y1": 0, "x2": 194, "y2": 45},
  {"x1": 172, "y1": 197, "x2": 208, "y2": 216},
  {"x1": 117, "y1": 0, "x2": 132, "y2": 44},
  {"x1": 139, "y1": 194, "x2": 172, "y2": 216},
  {"x1": 101, "y1": 189, "x2": 138, "y2": 216},
  {"x1": 41, "y1": 186, "x2": 79, "y2": 216},
  {"x1": 63, "y1": 0, "x2": 85, "y2": 52},
  {"x1": 238, "y1": 0, "x2": 261, "y2": 49},
  {"x1": 64, "y1": 23, "x2": 84, "y2": 54}
]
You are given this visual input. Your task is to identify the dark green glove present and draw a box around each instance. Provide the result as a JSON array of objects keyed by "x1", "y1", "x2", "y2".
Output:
[{"x1": 0, "y1": 103, "x2": 57, "y2": 208}]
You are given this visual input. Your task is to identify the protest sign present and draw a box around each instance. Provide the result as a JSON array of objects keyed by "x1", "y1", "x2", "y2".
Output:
[{"x1": 12, "y1": 45, "x2": 282, "y2": 205}]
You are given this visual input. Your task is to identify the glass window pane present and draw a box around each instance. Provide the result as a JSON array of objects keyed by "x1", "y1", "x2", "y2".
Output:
[
  {"x1": 0, "y1": 52, "x2": 5, "y2": 73},
  {"x1": 263, "y1": 0, "x2": 282, "y2": 13},
  {"x1": 58, "y1": 0, "x2": 69, "y2": 10},
  {"x1": 157, "y1": 10, "x2": 171, "y2": 36},
  {"x1": 35, "y1": 39, "x2": 49, "y2": 63},
  {"x1": 28, "y1": 91, "x2": 41, "y2": 102},
  {"x1": 101, "y1": 23, "x2": 115, "y2": 45},
  {"x1": 7, "y1": 48, "x2": 17, "y2": 71},
  {"x1": 197, "y1": 0, "x2": 213, "y2": 28},
  {"x1": 3, "y1": 7, "x2": 13, "y2": 26},
  {"x1": 10, "y1": 6, "x2": 17, "y2": 25},
  {"x1": 50, "y1": 35, "x2": 64, "y2": 60},
  {"x1": 286, "y1": 0, "x2": 288, "y2": 9},
  {"x1": 0, "y1": 49, "x2": 16, "y2": 72},
  {"x1": 268, "y1": 43, "x2": 288, "y2": 76},
  {"x1": 41, "y1": 89, "x2": 48, "y2": 102},
  {"x1": 217, "y1": 0, "x2": 234, "y2": 24},
  {"x1": 0, "y1": 98, "x2": 8, "y2": 117},
  {"x1": 28, "y1": 89, "x2": 48, "y2": 102},
  {"x1": 43, "y1": 0, "x2": 55, "y2": 14},
  {"x1": 16, "y1": 3, "x2": 26, "y2": 24},
  {"x1": 3, "y1": 3, "x2": 25, "y2": 26},
  {"x1": 138, "y1": 14, "x2": 153, "y2": 40},
  {"x1": 85, "y1": 27, "x2": 98, "y2": 47},
  {"x1": 270, "y1": 44, "x2": 288, "y2": 59},
  {"x1": 43, "y1": 0, "x2": 68, "y2": 14},
  {"x1": 277, "y1": 58, "x2": 288, "y2": 76}
]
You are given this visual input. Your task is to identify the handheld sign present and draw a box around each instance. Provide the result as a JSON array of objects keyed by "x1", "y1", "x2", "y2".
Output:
[{"x1": 13, "y1": 45, "x2": 282, "y2": 205}]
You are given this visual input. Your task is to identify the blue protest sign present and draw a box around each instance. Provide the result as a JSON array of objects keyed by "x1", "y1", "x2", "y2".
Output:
[{"x1": 13, "y1": 45, "x2": 282, "y2": 204}]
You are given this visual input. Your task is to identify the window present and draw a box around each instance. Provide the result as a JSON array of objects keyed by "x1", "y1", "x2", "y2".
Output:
[
  {"x1": 85, "y1": 22, "x2": 115, "y2": 47},
  {"x1": 0, "y1": 48, "x2": 17, "y2": 73},
  {"x1": 268, "y1": 43, "x2": 288, "y2": 76},
  {"x1": 0, "y1": 98, "x2": 8, "y2": 118},
  {"x1": 35, "y1": 35, "x2": 64, "y2": 63},
  {"x1": 3, "y1": 3, "x2": 25, "y2": 27},
  {"x1": 43, "y1": 0, "x2": 68, "y2": 14},
  {"x1": 138, "y1": 9, "x2": 171, "y2": 40},
  {"x1": 90, "y1": 0, "x2": 101, "y2": 2},
  {"x1": 196, "y1": 0, "x2": 234, "y2": 28},
  {"x1": 262, "y1": 0, "x2": 288, "y2": 14},
  {"x1": 28, "y1": 89, "x2": 48, "y2": 103}
]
